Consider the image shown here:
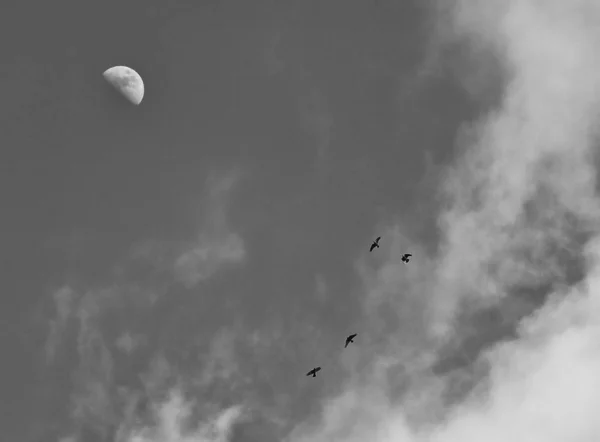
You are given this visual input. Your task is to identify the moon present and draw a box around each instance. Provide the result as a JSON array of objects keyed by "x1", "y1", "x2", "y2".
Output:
[{"x1": 102, "y1": 66, "x2": 144, "y2": 105}]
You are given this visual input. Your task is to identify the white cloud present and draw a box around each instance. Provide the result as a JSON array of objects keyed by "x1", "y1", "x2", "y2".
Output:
[
  {"x1": 124, "y1": 388, "x2": 245, "y2": 442},
  {"x1": 429, "y1": 301, "x2": 600, "y2": 441},
  {"x1": 173, "y1": 170, "x2": 246, "y2": 288},
  {"x1": 174, "y1": 232, "x2": 245, "y2": 288},
  {"x1": 122, "y1": 169, "x2": 246, "y2": 288},
  {"x1": 428, "y1": 0, "x2": 600, "y2": 336},
  {"x1": 196, "y1": 327, "x2": 241, "y2": 388},
  {"x1": 284, "y1": 1, "x2": 600, "y2": 441}
]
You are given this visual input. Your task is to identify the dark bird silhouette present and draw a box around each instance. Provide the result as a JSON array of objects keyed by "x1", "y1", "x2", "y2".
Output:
[
  {"x1": 401, "y1": 253, "x2": 412, "y2": 263},
  {"x1": 344, "y1": 333, "x2": 357, "y2": 348},
  {"x1": 306, "y1": 367, "x2": 322, "y2": 378},
  {"x1": 369, "y1": 236, "x2": 381, "y2": 252}
]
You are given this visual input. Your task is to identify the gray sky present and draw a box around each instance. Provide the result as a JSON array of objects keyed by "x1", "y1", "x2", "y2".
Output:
[{"x1": 2, "y1": 1, "x2": 600, "y2": 441}]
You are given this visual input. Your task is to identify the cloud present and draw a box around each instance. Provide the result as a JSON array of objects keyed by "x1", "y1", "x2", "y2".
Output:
[
  {"x1": 122, "y1": 168, "x2": 246, "y2": 289},
  {"x1": 284, "y1": 0, "x2": 600, "y2": 441},
  {"x1": 428, "y1": 288, "x2": 600, "y2": 441},
  {"x1": 314, "y1": 274, "x2": 328, "y2": 302},
  {"x1": 298, "y1": 88, "x2": 334, "y2": 177},
  {"x1": 45, "y1": 285, "x2": 77, "y2": 364},
  {"x1": 431, "y1": 0, "x2": 600, "y2": 322},
  {"x1": 47, "y1": 282, "x2": 249, "y2": 441},
  {"x1": 264, "y1": 31, "x2": 285, "y2": 76},
  {"x1": 195, "y1": 327, "x2": 241, "y2": 388},
  {"x1": 174, "y1": 232, "x2": 245, "y2": 288},
  {"x1": 124, "y1": 388, "x2": 246, "y2": 442},
  {"x1": 173, "y1": 169, "x2": 247, "y2": 288},
  {"x1": 115, "y1": 331, "x2": 147, "y2": 355}
]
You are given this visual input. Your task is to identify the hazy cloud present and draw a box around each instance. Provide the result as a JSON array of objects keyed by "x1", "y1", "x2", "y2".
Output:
[
  {"x1": 298, "y1": 88, "x2": 334, "y2": 177},
  {"x1": 124, "y1": 389, "x2": 245, "y2": 442},
  {"x1": 45, "y1": 285, "x2": 77, "y2": 364},
  {"x1": 115, "y1": 331, "x2": 147, "y2": 355},
  {"x1": 174, "y1": 232, "x2": 245, "y2": 288},
  {"x1": 264, "y1": 31, "x2": 285, "y2": 77},
  {"x1": 173, "y1": 170, "x2": 246, "y2": 288}
]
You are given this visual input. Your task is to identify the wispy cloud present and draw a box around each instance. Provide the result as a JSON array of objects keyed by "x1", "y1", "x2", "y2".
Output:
[
  {"x1": 121, "y1": 169, "x2": 246, "y2": 289},
  {"x1": 174, "y1": 232, "x2": 245, "y2": 288},
  {"x1": 195, "y1": 327, "x2": 243, "y2": 389},
  {"x1": 47, "y1": 283, "x2": 249, "y2": 442},
  {"x1": 115, "y1": 331, "x2": 147, "y2": 355},
  {"x1": 43, "y1": 169, "x2": 251, "y2": 441},
  {"x1": 173, "y1": 169, "x2": 246, "y2": 288},
  {"x1": 122, "y1": 389, "x2": 245, "y2": 442},
  {"x1": 284, "y1": 0, "x2": 600, "y2": 441},
  {"x1": 264, "y1": 31, "x2": 285, "y2": 77},
  {"x1": 45, "y1": 285, "x2": 77, "y2": 364},
  {"x1": 298, "y1": 88, "x2": 334, "y2": 177},
  {"x1": 261, "y1": 29, "x2": 334, "y2": 179}
]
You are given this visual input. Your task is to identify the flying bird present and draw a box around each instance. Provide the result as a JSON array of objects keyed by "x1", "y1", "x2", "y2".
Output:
[
  {"x1": 306, "y1": 367, "x2": 322, "y2": 378},
  {"x1": 401, "y1": 253, "x2": 412, "y2": 263},
  {"x1": 344, "y1": 333, "x2": 357, "y2": 348},
  {"x1": 369, "y1": 236, "x2": 381, "y2": 252}
]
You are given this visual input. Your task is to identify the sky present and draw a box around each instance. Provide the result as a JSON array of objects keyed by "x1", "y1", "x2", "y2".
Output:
[{"x1": 1, "y1": 0, "x2": 600, "y2": 441}]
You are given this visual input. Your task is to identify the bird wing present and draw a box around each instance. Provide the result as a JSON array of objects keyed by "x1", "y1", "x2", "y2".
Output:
[
  {"x1": 306, "y1": 369, "x2": 314, "y2": 376},
  {"x1": 376, "y1": 236, "x2": 381, "y2": 242},
  {"x1": 369, "y1": 244, "x2": 376, "y2": 252},
  {"x1": 405, "y1": 254, "x2": 412, "y2": 257}
]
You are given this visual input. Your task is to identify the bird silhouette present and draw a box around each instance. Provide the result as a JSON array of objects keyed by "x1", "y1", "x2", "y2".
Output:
[
  {"x1": 369, "y1": 236, "x2": 381, "y2": 252},
  {"x1": 344, "y1": 333, "x2": 357, "y2": 348},
  {"x1": 401, "y1": 253, "x2": 412, "y2": 263},
  {"x1": 306, "y1": 367, "x2": 322, "y2": 378}
]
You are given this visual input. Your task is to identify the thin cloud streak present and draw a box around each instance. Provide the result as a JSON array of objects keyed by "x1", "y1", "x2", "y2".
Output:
[
  {"x1": 45, "y1": 285, "x2": 77, "y2": 364},
  {"x1": 173, "y1": 169, "x2": 247, "y2": 288},
  {"x1": 124, "y1": 389, "x2": 246, "y2": 442},
  {"x1": 122, "y1": 169, "x2": 247, "y2": 288}
]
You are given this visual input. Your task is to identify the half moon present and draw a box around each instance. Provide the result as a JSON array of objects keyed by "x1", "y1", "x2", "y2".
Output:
[{"x1": 102, "y1": 66, "x2": 145, "y2": 105}]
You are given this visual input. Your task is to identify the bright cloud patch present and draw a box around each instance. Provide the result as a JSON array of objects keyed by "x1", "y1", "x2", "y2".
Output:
[{"x1": 174, "y1": 232, "x2": 245, "y2": 288}]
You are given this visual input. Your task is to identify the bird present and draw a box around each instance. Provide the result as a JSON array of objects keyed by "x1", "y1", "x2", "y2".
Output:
[
  {"x1": 369, "y1": 236, "x2": 381, "y2": 252},
  {"x1": 401, "y1": 253, "x2": 412, "y2": 263},
  {"x1": 344, "y1": 333, "x2": 357, "y2": 348},
  {"x1": 306, "y1": 367, "x2": 322, "y2": 378}
]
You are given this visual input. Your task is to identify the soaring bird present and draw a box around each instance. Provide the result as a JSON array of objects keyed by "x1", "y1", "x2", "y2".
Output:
[
  {"x1": 344, "y1": 333, "x2": 357, "y2": 348},
  {"x1": 306, "y1": 367, "x2": 322, "y2": 378},
  {"x1": 369, "y1": 236, "x2": 381, "y2": 252},
  {"x1": 401, "y1": 253, "x2": 412, "y2": 263}
]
